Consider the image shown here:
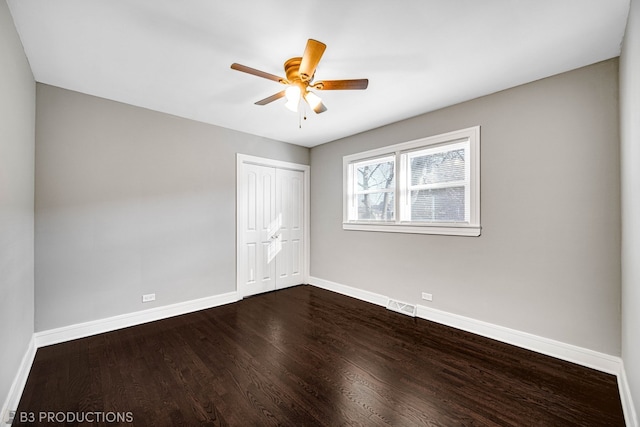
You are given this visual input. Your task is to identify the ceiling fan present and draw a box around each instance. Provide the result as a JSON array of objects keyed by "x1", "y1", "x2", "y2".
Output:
[{"x1": 230, "y1": 39, "x2": 368, "y2": 114}]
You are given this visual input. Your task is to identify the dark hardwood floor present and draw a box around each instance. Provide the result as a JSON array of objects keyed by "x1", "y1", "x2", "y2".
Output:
[{"x1": 15, "y1": 285, "x2": 625, "y2": 426}]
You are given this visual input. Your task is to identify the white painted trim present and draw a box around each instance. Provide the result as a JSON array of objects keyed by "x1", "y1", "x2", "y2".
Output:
[
  {"x1": 307, "y1": 277, "x2": 638, "y2": 423},
  {"x1": 3, "y1": 281, "x2": 635, "y2": 425},
  {"x1": 309, "y1": 276, "x2": 389, "y2": 307},
  {"x1": 308, "y1": 276, "x2": 622, "y2": 375},
  {"x1": 1, "y1": 336, "x2": 36, "y2": 425},
  {"x1": 342, "y1": 223, "x2": 482, "y2": 236},
  {"x1": 35, "y1": 291, "x2": 239, "y2": 348},
  {"x1": 3, "y1": 292, "x2": 238, "y2": 421},
  {"x1": 236, "y1": 154, "x2": 311, "y2": 297},
  {"x1": 236, "y1": 154, "x2": 310, "y2": 173},
  {"x1": 415, "y1": 304, "x2": 622, "y2": 376},
  {"x1": 619, "y1": 361, "x2": 639, "y2": 427},
  {"x1": 342, "y1": 126, "x2": 481, "y2": 236}
]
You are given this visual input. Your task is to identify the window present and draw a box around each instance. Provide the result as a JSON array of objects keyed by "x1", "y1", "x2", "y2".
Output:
[
  {"x1": 343, "y1": 127, "x2": 480, "y2": 236},
  {"x1": 349, "y1": 155, "x2": 395, "y2": 221}
]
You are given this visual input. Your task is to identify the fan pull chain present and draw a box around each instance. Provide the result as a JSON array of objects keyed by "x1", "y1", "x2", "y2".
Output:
[{"x1": 298, "y1": 101, "x2": 307, "y2": 129}]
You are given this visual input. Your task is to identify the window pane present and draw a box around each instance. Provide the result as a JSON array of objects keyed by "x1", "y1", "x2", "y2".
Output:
[
  {"x1": 410, "y1": 148, "x2": 465, "y2": 186},
  {"x1": 411, "y1": 187, "x2": 466, "y2": 222},
  {"x1": 356, "y1": 160, "x2": 395, "y2": 191},
  {"x1": 357, "y1": 193, "x2": 395, "y2": 221}
]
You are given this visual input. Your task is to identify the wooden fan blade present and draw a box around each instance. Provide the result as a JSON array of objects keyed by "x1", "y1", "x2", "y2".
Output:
[
  {"x1": 231, "y1": 63, "x2": 286, "y2": 84},
  {"x1": 255, "y1": 90, "x2": 286, "y2": 105},
  {"x1": 315, "y1": 79, "x2": 369, "y2": 90},
  {"x1": 299, "y1": 39, "x2": 326, "y2": 82}
]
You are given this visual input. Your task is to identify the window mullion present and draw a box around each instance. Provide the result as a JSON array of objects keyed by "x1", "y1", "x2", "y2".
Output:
[{"x1": 398, "y1": 151, "x2": 409, "y2": 223}]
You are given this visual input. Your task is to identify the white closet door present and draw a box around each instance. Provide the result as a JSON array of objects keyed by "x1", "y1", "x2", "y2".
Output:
[
  {"x1": 239, "y1": 163, "x2": 305, "y2": 297},
  {"x1": 240, "y1": 163, "x2": 277, "y2": 296},
  {"x1": 275, "y1": 168, "x2": 304, "y2": 289}
]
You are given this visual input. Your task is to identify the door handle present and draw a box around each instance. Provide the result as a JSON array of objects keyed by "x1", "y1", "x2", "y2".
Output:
[{"x1": 270, "y1": 234, "x2": 280, "y2": 240}]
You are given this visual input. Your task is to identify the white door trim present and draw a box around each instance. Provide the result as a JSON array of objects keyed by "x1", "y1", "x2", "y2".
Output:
[{"x1": 236, "y1": 154, "x2": 310, "y2": 296}]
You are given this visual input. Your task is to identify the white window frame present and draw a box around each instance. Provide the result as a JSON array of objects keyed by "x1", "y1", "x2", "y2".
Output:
[
  {"x1": 346, "y1": 154, "x2": 396, "y2": 222},
  {"x1": 343, "y1": 126, "x2": 480, "y2": 236}
]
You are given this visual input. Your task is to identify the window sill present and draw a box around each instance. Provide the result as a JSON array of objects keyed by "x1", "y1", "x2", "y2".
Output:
[{"x1": 342, "y1": 222, "x2": 481, "y2": 237}]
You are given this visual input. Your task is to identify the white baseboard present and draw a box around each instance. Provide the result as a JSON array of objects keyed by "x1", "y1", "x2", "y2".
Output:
[
  {"x1": 3, "y1": 291, "x2": 240, "y2": 424},
  {"x1": 6, "y1": 281, "x2": 636, "y2": 426},
  {"x1": 35, "y1": 291, "x2": 240, "y2": 348},
  {"x1": 308, "y1": 276, "x2": 621, "y2": 374},
  {"x1": 309, "y1": 276, "x2": 389, "y2": 307},
  {"x1": 1, "y1": 336, "x2": 36, "y2": 425},
  {"x1": 418, "y1": 302, "x2": 638, "y2": 424},
  {"x1": 307, "y1": 276, "x2": 636, "y2": 423},
  {"x1": 415, "y1": 304, "x2": 622, "y2": 376},
  {"x1": 619, "y1": 362, "x2": 639, "y2": 427}
]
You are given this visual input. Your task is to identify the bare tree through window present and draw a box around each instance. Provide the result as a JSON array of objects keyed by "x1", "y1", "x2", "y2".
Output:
[{"x1": 356, "y1": 159, "x2": 395, "y2": 221}]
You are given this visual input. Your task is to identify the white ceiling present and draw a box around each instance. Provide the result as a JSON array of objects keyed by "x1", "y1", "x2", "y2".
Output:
[{"x1": 7, "y1": 0, "x2": 630, "y2": 147}]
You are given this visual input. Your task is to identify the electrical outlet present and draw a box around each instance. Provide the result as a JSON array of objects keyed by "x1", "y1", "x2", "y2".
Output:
[
  {"x1": 142, "y1": 293, "x2": 156, "y2": 303},
  {"x1": 421, "y1": 292, "x2": 433, "y2": 301}
]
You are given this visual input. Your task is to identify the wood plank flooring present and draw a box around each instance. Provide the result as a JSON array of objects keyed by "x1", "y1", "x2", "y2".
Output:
[{"x1": 15, "y1": 285, "x2": 625, "y2": 426}]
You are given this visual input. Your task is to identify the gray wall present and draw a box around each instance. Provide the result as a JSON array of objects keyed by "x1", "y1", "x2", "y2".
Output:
[
  {"x1": 35, "y1": 84, "x2": 309, "y2": 331},
  {"x1": 0, "y1": 0, "x2": 35, "y2": 414},
  {"x1": 310, "y1": 59, "x2": 621, "y2": 355},
  {"x1": 621, "y1": 0, "x2": 640, "y2": 418}
]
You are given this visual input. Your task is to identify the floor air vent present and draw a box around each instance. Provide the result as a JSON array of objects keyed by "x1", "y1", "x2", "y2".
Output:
[{"x1": 386, "y1": 299, "x2": 417, "y2": 317}]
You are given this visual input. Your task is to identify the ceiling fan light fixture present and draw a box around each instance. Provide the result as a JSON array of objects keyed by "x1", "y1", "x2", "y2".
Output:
[
  {"x1": 304, "y1": 90, "x2": 322, "y2": 109},
  {"x1": 285, "y1": 85, "x2": 301, "y2": 112},
  {"x1": 285, "y1": 99, "x2": 299, "y2": 112},
  {"x1": 285, "y1": 85, "x2": 300, "y2": 101},
  {"x1": 231, "y1": 39, "x2": 368, "y2": 117}
]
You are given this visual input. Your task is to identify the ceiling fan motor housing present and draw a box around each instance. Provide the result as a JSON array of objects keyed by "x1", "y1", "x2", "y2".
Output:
[{"x1": 284, "y1": 57, "x2": 307, "y2": 85}]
